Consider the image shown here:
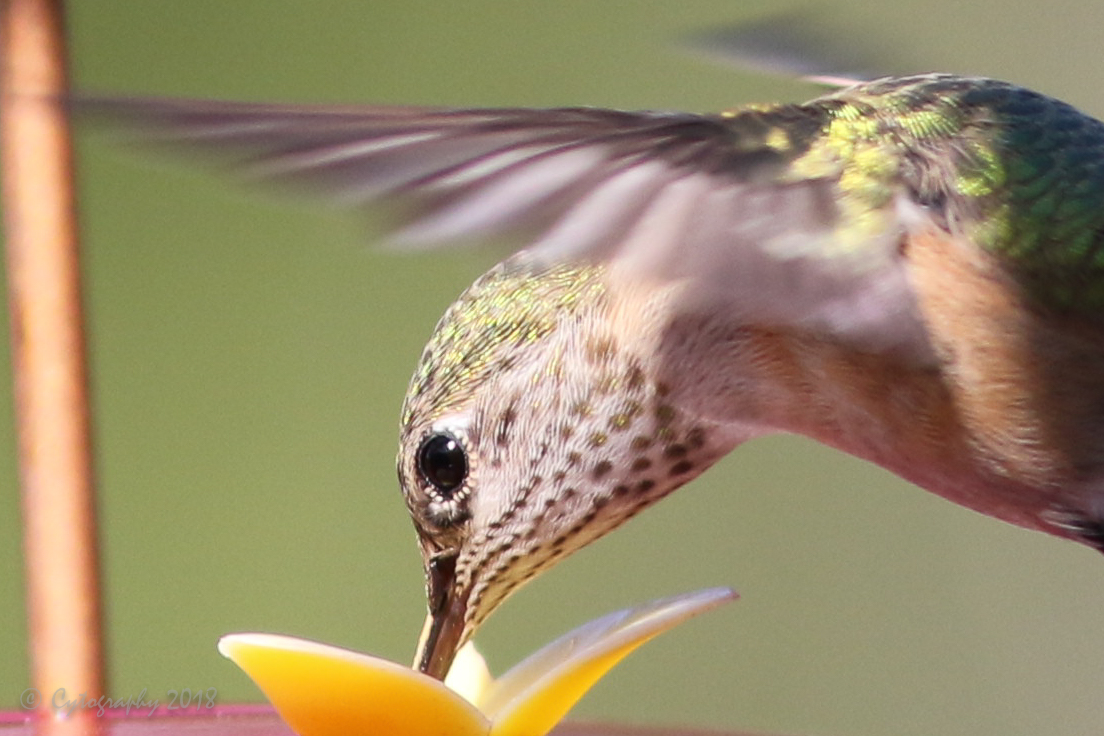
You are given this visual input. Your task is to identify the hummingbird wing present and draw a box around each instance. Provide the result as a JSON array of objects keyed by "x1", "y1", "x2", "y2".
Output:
[
  {"x1": 686, "y1": 13, "x2": 889, "y2": 88},
  {"x1": 79, "y1": 95, "x2": 932, "y2": 361}
]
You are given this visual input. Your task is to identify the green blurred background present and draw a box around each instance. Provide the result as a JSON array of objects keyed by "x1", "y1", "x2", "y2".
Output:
[{"x1": 3, "y1": 2, "x2": 1104, "y2": 735}]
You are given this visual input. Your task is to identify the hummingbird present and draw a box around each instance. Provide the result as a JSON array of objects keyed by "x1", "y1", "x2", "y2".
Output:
[{"x1": 85, "y1": 71, "x2": 1104, "y2": 680}]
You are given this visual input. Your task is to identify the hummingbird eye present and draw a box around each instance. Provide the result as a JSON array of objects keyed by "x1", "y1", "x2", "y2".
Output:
[{"x1": 417, "y1": 432, "x2": 469, "y2": 499}]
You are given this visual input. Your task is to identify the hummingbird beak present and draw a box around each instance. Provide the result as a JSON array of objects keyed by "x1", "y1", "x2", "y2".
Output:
[{"x1": 413, "y1": 552, "x2": 468, "y2": 680}]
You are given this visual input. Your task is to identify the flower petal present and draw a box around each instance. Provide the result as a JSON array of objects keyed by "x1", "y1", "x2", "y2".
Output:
[
  {"x1": 219, "y1": 633, "x2": 489, "y2": 736},
  {"x1": 482, "y1": 587, "x2": 737, "y2": 736},
  {"x1": 445, "y1": 641, "x2": 495, "y2": 706}
]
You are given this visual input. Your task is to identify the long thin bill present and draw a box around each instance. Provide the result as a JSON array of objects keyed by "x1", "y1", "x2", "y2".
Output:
[{"x1": 414, "y1": 595, "x2": 468, "y2": 679}]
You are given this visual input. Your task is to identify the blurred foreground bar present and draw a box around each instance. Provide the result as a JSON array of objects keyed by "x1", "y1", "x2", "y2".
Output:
[{"x1": 0, "y1": 708, "x2": 777, "y2": 736}]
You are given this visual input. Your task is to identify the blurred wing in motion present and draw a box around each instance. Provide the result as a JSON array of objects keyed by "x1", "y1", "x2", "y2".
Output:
[
  {"x1": 78, "y1": 93, "x2": 932, "y2": 359},
  {"x1": 685, "y1": 11, "x2": 920, "y2": 87}
]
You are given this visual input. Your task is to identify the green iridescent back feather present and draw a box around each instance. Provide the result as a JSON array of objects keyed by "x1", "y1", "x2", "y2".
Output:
[{"x1": 797, "y1": 75, "x2": 1104, "y2": 314}]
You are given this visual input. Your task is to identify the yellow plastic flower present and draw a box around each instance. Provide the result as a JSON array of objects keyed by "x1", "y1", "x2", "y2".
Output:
[{"x1": 219, "y1": 587, "x2": 735, "y2": 736}]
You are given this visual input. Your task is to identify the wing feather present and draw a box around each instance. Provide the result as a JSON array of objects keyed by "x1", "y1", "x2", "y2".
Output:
[{"x1": 79, "y1": 95, "x2": 933, "y2": 360}]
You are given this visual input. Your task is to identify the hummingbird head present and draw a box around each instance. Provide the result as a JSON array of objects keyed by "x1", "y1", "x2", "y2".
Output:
[{"x1": 398, "y1": 255, "x2": 739, "y2": 679}]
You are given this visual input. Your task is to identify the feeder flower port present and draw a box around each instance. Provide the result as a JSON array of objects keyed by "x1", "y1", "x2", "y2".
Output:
[{"x1": 219, "y1": 587, "x2": 736, "y2": 736}]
